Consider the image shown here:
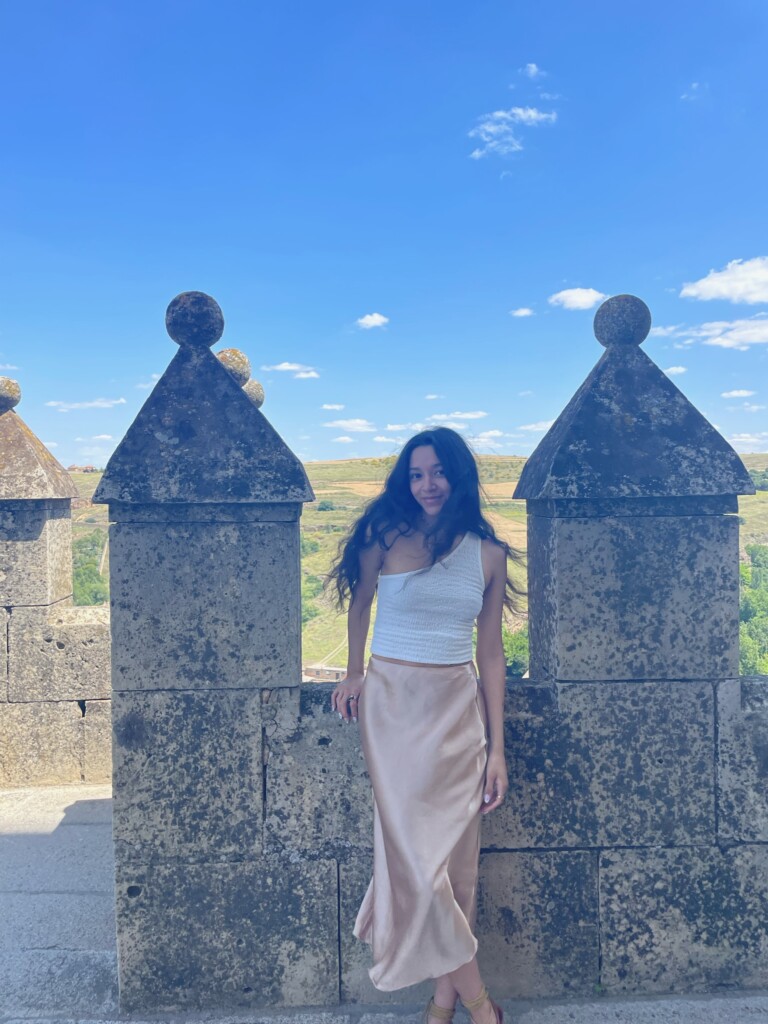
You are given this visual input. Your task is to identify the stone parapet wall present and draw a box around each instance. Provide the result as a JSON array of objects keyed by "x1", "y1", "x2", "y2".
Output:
[{"x1": 0, "y1": 603, "x2": 111, "y2": 786}]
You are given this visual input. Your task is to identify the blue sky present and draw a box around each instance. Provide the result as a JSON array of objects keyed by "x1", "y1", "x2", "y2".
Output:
[{"x1": 1, "y1": 0, "x2": 767, "y2": 467}]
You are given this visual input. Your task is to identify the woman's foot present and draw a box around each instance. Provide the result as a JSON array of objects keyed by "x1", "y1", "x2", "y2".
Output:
[
  {"x1": 425, "y1": 997, "x2": 456, "y2": 1024},
  {"x1": 463, "y1": 985, "x2": 503, "y2": 1024}
]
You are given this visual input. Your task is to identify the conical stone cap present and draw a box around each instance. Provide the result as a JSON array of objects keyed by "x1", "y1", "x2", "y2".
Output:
[
  {"x1": 514, "y1": 295, "x2": 755, "y2": 500},
  {"x1": 94, "y1": 293, "x2": 313, "y2": 505},
  {"x1": 0, "y1": 378, "x2": 77, "y2": 500}
]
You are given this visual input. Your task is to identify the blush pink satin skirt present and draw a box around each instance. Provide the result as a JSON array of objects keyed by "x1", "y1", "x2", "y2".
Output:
[{"x1": 353, "y1": 656, "x2": 488, "y2": 991}]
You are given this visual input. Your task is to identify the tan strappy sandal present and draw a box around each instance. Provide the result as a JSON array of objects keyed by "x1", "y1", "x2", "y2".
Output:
[
  {"x1": 463, "y1": 985, "x2": 504, "y2": 1024},
  {"x1": 424, "y1": 998, "x2": 456, "y2": 1024}
]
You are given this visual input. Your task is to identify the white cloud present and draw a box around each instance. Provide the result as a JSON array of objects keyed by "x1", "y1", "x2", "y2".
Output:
[
  {"x1": 663, "y1": 366, "x2": 687, "y2": 376},
  {"x1": 548, "y1": 288, "x2": 607, "y2": 310},
  {"x1": 333, "y1": 436, "x2": 354, "y2": 443},
  {"x1": 322, "y1": 403, "x2": 345, "y2": 410},
  {"x1": 518, "y1": 420, "x2": 555, "y2": 432},
  {"x1": 92, "y1": 434, "x2": 113, "y2": 440},
  {"x1": 469, "y1": 106, "x2": 556, "y2": 159},
  {"x1": 520, "y1": 62, "x2": 545, "y2": 79},
  {"x1": 356, "y1": 313, "x2": 389, "y2": 330},
  {"x1": 46, "y1": 397, "x2": 127, "y2": 413},
  {"x1": 424, "y1": 394, "x2": 443, "y2": 400},
  {"x1": 510, "y1": 307, "x2": 534, "y2": 317},
  {"x1": 374, "y1": 435, "x2": 406, "y2": 444},
  {"x1": 649, "y1": 325, "x2": 682, "y2": 338},
  {"x1": 696, "y1": 317, "x2": 768, "y2": 350},
  {"x1": 539, "y1": 91, "x2": 560, "y2": 101},
  {"x1": 43, "y1": 441, "x2": 58, "y2": 448},
  {"x1": 681, "y1": 82, "x2": 705, "y2": 101},
  {"x1": 261, "y1": 361, "x2": 319, "y2": 379},
  {"x1": 428, "y1": 411, "x2": 488, "y2": 421},
  {"x1": 721, "y1": 389, "x2": 755, "y2": 398},
  {"x1": 136, "y1": 373, "x2": 161, "y2": 390},
  {"x1": 744, "y1": 403, "x2": 767, "y2": 413},
  {"x1": 681, "y1": 257, "x2": 768, "y2": 304},
  {"x1": 324, "y1": 418, "x2": 376, "y2": 432},
  {"x1": 727, "y1": 431, "x2": 768, "y2": 450},
  {"x1": 475, "y1": 429, "x2": 504, "y2": 439},
  {"x1": 0, "y1": 363, "x2": 18, "y2": 370},
  {"x1": 518, "y1": 389, "x2": 533, "y2": 397}
]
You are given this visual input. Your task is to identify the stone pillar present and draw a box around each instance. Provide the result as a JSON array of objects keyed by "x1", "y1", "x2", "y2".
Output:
[
  {"x1": 93, "y1": 292, "x2": 341, "y2": 1013},
  {"x1": 515, "y1": 294, "x2": 753, "y2": 683},
  {"x1": 0, "y1": 377, "x2": 110, "y2": 785},
  {"x1": 473, "y1": 295, "x2": 760, "y2": 998}
]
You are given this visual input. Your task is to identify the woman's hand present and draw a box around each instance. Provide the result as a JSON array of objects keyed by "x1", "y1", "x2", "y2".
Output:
[
  {"x1": 331, "y1": 672, "x2": 364, "y2": 723},
  {"x1": 482, "y1": 749, "x2": 508, "y2": 814}
]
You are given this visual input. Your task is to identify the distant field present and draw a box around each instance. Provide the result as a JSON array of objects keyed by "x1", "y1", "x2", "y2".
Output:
[{"x1": 69, "y1": 454, "x2": 768, "y2": 667}]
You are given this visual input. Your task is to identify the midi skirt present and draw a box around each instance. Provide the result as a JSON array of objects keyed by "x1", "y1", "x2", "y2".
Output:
[{"x1": 353, "y1": 656, "x2": 488, "y2": 991}]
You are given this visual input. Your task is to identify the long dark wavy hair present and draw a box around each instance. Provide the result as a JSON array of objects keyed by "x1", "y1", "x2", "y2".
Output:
[{"x1": 327, "y1": 427, "x2": 525, "y2": 610}]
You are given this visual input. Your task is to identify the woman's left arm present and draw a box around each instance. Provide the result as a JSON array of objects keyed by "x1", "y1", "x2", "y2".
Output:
[{"x1": 476, "y1": 541, "x2": 509, "y2": 815}]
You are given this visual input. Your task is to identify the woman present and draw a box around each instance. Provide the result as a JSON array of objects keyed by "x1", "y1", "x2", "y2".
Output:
[{"x1": 328, "y1": 427, "x2": 522, "y2": 1024}]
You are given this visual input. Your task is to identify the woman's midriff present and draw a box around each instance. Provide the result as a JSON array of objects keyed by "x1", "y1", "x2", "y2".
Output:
[{"x1": 370, "y1": 653, "x2": 474, "y2": 669}]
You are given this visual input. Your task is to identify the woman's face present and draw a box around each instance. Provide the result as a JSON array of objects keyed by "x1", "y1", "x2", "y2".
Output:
[{"x1": 409, "y1": 445, "x2": 451, "y2": 521}]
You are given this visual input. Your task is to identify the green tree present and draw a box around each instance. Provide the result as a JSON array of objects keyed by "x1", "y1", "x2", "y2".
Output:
[
  {"x1": 72, "y1": 531, "x2": 108, "y2": 606},
  {"x1": 502, "y1": 624, "x2": 529, "y2": 676}
]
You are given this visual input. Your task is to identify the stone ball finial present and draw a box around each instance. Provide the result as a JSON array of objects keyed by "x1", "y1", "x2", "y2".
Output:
[
  {"x1": 594, "y1": 294, "x2": 652, "y2": 348},
  {"x1": 217, "y1": 348, "x2": 251, "y2": 386},
  {"x1": 0, "y1": 376, "x2": 21, "y2": 413},
  {"x1": 243, "y1": 378, "x2": 265, "y2": 408},
  {"x1": 166, "y1": 291, "x2": 224, "y2": 348}
]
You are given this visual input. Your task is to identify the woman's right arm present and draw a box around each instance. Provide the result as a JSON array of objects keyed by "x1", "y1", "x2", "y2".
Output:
[{"x1": 331, "y1": 541, "x2": 382, "y2": 721}]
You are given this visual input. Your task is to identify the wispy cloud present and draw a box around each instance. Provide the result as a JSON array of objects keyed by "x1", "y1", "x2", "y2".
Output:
[
  {"x1": 649, "y1": 325, "x2": 682, "y2": 338},
  {"x1": 322, "y1": 403, "x2": 345, "y2": 410},
  {"x1": 46, "y1": 397, "x2": 127, "y2": 413},
  {"x1": 722, "y1": 389, "x2": 755, "y2": 398},
  {"x1": 649, "y1": 317, "x2": 768, "y2": 351},
  {"x1": 333, "y1": 436, "x2": 354, "y2": 443},
  {"x1": 374, "y1": 435, "x2": 406, "y2": 444},
  {"x1": 520, "y1": 62, "x2": 546, "y2": 79},
  {"x1": 427, "y1": 411, "x2": 488, "y2": 421},
  {"x1": 469, "y1": 106, "x2": 556, "y2": 159},
  {"x1": 510, "y1": 307, "x2": 534, "y2": 317},
  {"x1": 728, "y1": 431, "x2": 768, "y2": 451},
  {"x1": 424, "y1": 394, "x2": 443, "y2": 400},
  {"x1": 387, "y1": 422, "x2": 426, "y2": 432},
  {"x1": 663, "y1": 365, "x2": 687, "y2": 376},
  {"x1": 681, "y1": 257, "x2": 768, "y2": 304},
  {"x1": 548, "y1": 288, "x2": 607, "y2": 310},
  {"x1": 324, "y1": 418, "x2": 376, "y2": 432},
  {"x1": 261, "y1": 361, "x2": 319, "y2": 378},
  {"x1": 518, "y1": 420, "x2": 555, "y2": 432},
  {"x1": 518, "y1": 390, "x2": 533, "y2": 397},
  {"x1": 136, "y1": 373, "x2": 161, "y2": 390},
  {"x1": 681, "y1": 82, "x2": 706, "y2": 101},
  {"x1": 43, "y1": 441, "x2": 58, "y2": 448},
  {"x1": 356, "y1": 313, "x2": 389, "y2": 330},
  {"x1": 92, "y1": 434, "x2": 113, "y2": 440},
  {"x1": 0, "y1": 363, "x2": 18, "y2": 370},
  {"x1": 744, "y1": 403, "x2": 767, "y2": 413}
]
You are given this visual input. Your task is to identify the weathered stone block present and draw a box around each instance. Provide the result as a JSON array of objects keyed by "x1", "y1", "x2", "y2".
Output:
[
  {"x1": 0, "y1": 501, "x2": 73, "y2": 606},
  {"x1": 339, "y1": 851, "x2": 432, "y2": 1004},
  {"x1": 0, "y1": 701, "x2": 82, "y2": 786},
  {"x1": 116, "y1": 858, "x2": 338, "y2": 1011},
  {"x1": 476, "y1": 851, "x2": 599, "y2": 998},
  {"x1": 264, "y1": 684, "x2": 372, "y2": 858},
  {"x1": 8, "y1": 605, "x2": 110, "y2": 701},
  {"x1": 717, "y1": 676, "x2": 768, "y2": 842},
  {"x1": 82, "y1": 699, "x2": 112, "y2": 784},
  {"x1": 109, "y1": 520, "x2": 300, "y2": 690},
  {"x1": 528, "y1": 513, "x2": 738, "y2": 681},
  {"x1": 0, "y1": 607, "x2": 7, "y2": 701},
  {"x1": 484, "y1": 680, "x2": 714, "y2": 849},
  {"x1": 601, "y1": 845, "x2": 768, "y2": 992},
  {"x1": 112, "y1": 689, "x2": 262, "y2": 862}
]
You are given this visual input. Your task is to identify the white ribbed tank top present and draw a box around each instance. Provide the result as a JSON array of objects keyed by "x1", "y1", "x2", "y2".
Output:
[{"x1": 370, "y1": 532, "x2": 485, "y2": 665}]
